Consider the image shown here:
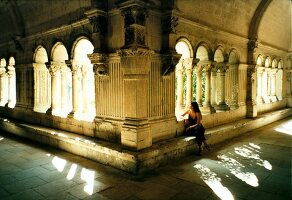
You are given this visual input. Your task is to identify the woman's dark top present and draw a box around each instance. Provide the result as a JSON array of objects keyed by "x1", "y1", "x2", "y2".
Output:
[{"x1": 185, "y1": 112, "x2": 206, "y2": 145}]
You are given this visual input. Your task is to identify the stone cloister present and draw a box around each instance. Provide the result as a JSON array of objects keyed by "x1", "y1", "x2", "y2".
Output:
[{"x1": 0, "y1": 0, "x2": 291, "y2": 173}]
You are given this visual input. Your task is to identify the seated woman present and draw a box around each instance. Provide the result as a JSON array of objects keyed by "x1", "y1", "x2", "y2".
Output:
[{"x1": 181, "y1": 101, "x2": 210, "y2": 155}]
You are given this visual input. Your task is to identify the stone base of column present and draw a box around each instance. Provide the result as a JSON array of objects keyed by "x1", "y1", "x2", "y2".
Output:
[
  {"x1": 256, "y1": 96, "x2": 264, "y2": 105},
  {"x1": 214, "y1": 103, "x2": 230, "y2": 112},
  {"x1": 121, "y1": 118, "x2": 152, "y2": 151},
  {"x1": 263, "y1": 96, "x2": 271, "y2": 104},
  {"x1": 246, "y1": 103, "x2": 257, "y2": 118},
  {"x1": 201, "y1": 105, "x2": 216, "y2": 114},
  {"x1": 229, "y1": 104, "x2": 239, "y2": 110},
  {"x1": 270, "y1": 96, "x2": 277, "y2": 102}
]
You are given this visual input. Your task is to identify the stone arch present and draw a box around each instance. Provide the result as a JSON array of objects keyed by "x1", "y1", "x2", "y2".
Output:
[
  {"x1": 214, "y1": 46, "x2": 225, "y2": 63},
  {"x1": 271, "y1": 59, "x2": 277, "y2": 68},
  {"x1": 264, "y1": 56, "x2": 271, "y2": 68},
  {"x1": 50, "y1": 42, "x2": 71, "y2": 117},
  {"x1": 195, "y1": 42, "x2": 213, "y2": 113},
  {"x1": 174, "y1": 37, "x2": 193, "y2": 116},
  {"x1": 71, "y1": 37, "x2": 95, "y2": 121},
  {"x1": 195, "y1": 42, "x2": 211, "y2": 61},
  {"x1": 226, "y1": 49, "x2": 240, "y2": 109},
  {"x1": 256, "y1": 55, "x2": 263, "y2": 66},
  {"x1": 262, "y1": 56, "x2": 271, "y2": 103},
  {"x1": 33, "y1": 45, "x2": 51, "y2": 113}
]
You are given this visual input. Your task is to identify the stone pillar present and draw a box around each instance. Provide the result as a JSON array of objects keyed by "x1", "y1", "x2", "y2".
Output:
[
  {"x1": 0, "y1": 59, "x2": 7, "y2": 106},
  {"x1": 176, "y1": 63, "x2": 184, "y2": 111},
  {"x1": 256, "y1": 66, "x2": 264, "y2": 104},
  {"x1": 61, "y1": 64, "x2": 70, "y2": 114},
  {"x1": 117, "y1": 3, "x2": 152, "y2": 151},
  {"x1": 185, "y1": 63, "x2": 193, "y2": 107},
  {"x1": 7, "y1": 59, "x2": 16, "y2": 108},
  {"x1": 88, "y1": 53, "x2": 108, "y2": 118},
  {"x1": 81, "y1": 65, "x2": 89, "y2": 113},
  {"x1": 270, "y1": 68, "x2": 277, "y2": 102},
  {"x1": 267, "y1": 68, "x2": 271, "y2": 99},
  {"x1": 68, "y1": 63, "x2": 82, "y2": 118},
  {"x1": 211, "y1": 68, "x2": 217, "y2": 106},
  {"x1": 194, "y1": 65, "x2": 203, "y2": 106},
  {"x1": 118, "y1": 48, "x2": 153, "y2": 150},
  {"x1": 228, "y1": 64, "x2": 239, "y2": 110},
  {"x1": 48, "y1": 63, "x2": 61, "y2": 115},
  {"x1": 201, "y1": 62, "x2": 215, "y2": 113},
  {"x1": 246, "y1": 65, "x2": 257, "y2": 118},
  {"x1": 215, "y1": 64, "x2": 229, "y2": 111}
]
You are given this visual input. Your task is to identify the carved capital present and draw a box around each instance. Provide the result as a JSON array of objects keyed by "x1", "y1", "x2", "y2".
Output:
[
  {"x1": 161, "y1": 52, "x2": 181, "y2": 76},
  {"x1": 88, "y1": 53, "x2": 109, "y2": 76},
  {"x1": 117, "y1": 47, "x2": 154, "y2": 57},
  {"x1": 49, "y1": 64, "x2": 61, "y2": 76}
]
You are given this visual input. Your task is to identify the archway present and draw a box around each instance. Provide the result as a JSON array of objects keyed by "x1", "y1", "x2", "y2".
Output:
[
  {"x1": 51, "y1": 43, "x2": 71, "y2": 117},
  {"x1": 33, "y1": 46, "x2": 51, "y2": 113},
  {"x1": 71, "y1": 37, "x2": 95, "y2": 121},
  {"x1": 174, "y1": 38, "x2": 193, "y2": 117},
  {"x1": 227, "y1": 50, "x2": 240, "y2": 110}
]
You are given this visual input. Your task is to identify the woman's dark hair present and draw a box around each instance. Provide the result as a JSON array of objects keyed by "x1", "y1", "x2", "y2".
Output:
[{"x1": 191, "y1": 102, "x2": 200, "y2": 112}]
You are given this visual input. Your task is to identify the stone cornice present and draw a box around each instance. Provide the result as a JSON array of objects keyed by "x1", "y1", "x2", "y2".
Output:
[{"x1": 117, "y1": 47, "x2": 154, "y2": 57}]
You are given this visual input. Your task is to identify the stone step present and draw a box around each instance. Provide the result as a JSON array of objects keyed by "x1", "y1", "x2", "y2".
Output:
[{"x1": 0, "y1": 108, "x2": 291, "y2": 174}]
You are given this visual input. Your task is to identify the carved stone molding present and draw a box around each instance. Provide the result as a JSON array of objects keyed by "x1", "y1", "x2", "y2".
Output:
[
  {"x1": 119, "y1": 5, "x2": 148, "y2": 47},
  {"x1": 161, "y1": 52, "x2": 180, "y2": 76},
  {"x1": 88, "y1": 53, "x2": 109, "y2": 76},
  {"x1": 117, "y1": 47, "x2": 154, "y2": 57}
]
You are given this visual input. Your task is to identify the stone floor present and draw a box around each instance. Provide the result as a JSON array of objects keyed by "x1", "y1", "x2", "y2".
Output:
[{"x1": 0, "y1": 117, "x2": 291, "y2": 200}]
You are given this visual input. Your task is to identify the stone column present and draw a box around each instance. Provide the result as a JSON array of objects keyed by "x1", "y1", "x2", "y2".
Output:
[
  {"x1": 201, "y1": 62, "x2": 215, "y2": 113},
  {"x1": 194, "y1": 65, "x2": 203, "y2": 106},
  {"x1": 256, "y1": 66, "x2": 264, "y2": 104},
  {"x1": 176, "y1": 63, "x2": 184, "y2": 111},
  {"x1": 215, "y1": 64, "x2": 229, "y2": 111},
  {"x1": 61, "y1": 64, "x2": 70, "y2": 114},
  {"x1": 185, "y1": 59, "x2": 193, "y2": 107},
  {"x1": 118, "y1": 48, "x2": 153, "y2": 150},
  {"x1": 0, "y1": 59, "x2": 7, "y2": 106},
  {"x1": 267, "y1": 68, "x2": 272, "y2": 100},
  {"x1": 270, "y1": 68, "x2": 277, "y2": 102},
  {"x1": 246, "y1": 65, "x2": 257, "y2": 118},
  {"x1": 211, "y1": 67, "x2": 217, "y2": 106},
  {"x1": 7, "y1": 59, "x2": 16, "y2": 108},
  {"x1": 68, "y1": 63, "x2": 82, "y2": 118},
  {"x1": 47, "y1": 63, "x2": 61, "y2": 115},
  {"x1": 81, "y1": 65, "x2": 89, "y2": 113}
]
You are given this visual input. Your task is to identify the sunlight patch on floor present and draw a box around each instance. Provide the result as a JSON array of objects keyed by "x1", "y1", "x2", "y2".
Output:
[
  {"x1": 275, "y1": 120, "x2": 292, "y2": 135},
  {"x1": 234, "y1": 145, "x2": 272, "y2": 170},
  {"x1": 218, "y1": 154, "x2": 259, "y2": 187},
  {"x1": 193, "y1": 164, "x2": 234, "y2": 200},
  {"x1": 52, "y1": 156, "x2": 67, "y2": 172},
  {"x1": 0, "y1": 137, "x2": 4, "y2": 141},
  {"x1": 81, "y1": 168, "x2": 95, "y2": 195},
  {"x1": 66, "y1": 164, "x2": 78, "y2": 180}
]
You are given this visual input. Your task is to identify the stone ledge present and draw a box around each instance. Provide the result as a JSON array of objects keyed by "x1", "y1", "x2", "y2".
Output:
[{"x1": 0, "y1": 108, "x2": 291, "y2": 174}]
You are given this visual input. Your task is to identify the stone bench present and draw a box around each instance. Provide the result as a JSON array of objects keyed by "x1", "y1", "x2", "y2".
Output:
[{"x1": 0, "y1": 107, "x2": 291, "y2": 174}]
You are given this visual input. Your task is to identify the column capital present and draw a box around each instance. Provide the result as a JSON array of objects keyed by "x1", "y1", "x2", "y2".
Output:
[
  {"x1": 161, "y1": 51, "x2": 180, "y2": 76},
  {"x1": 49, "y1": 64, "x2": 61, "y2": 77}
]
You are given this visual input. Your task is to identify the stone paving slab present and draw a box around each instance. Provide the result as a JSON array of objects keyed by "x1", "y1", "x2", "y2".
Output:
[{"x1": 0, "y1": 117, "x2": 291, "y2": 200}]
